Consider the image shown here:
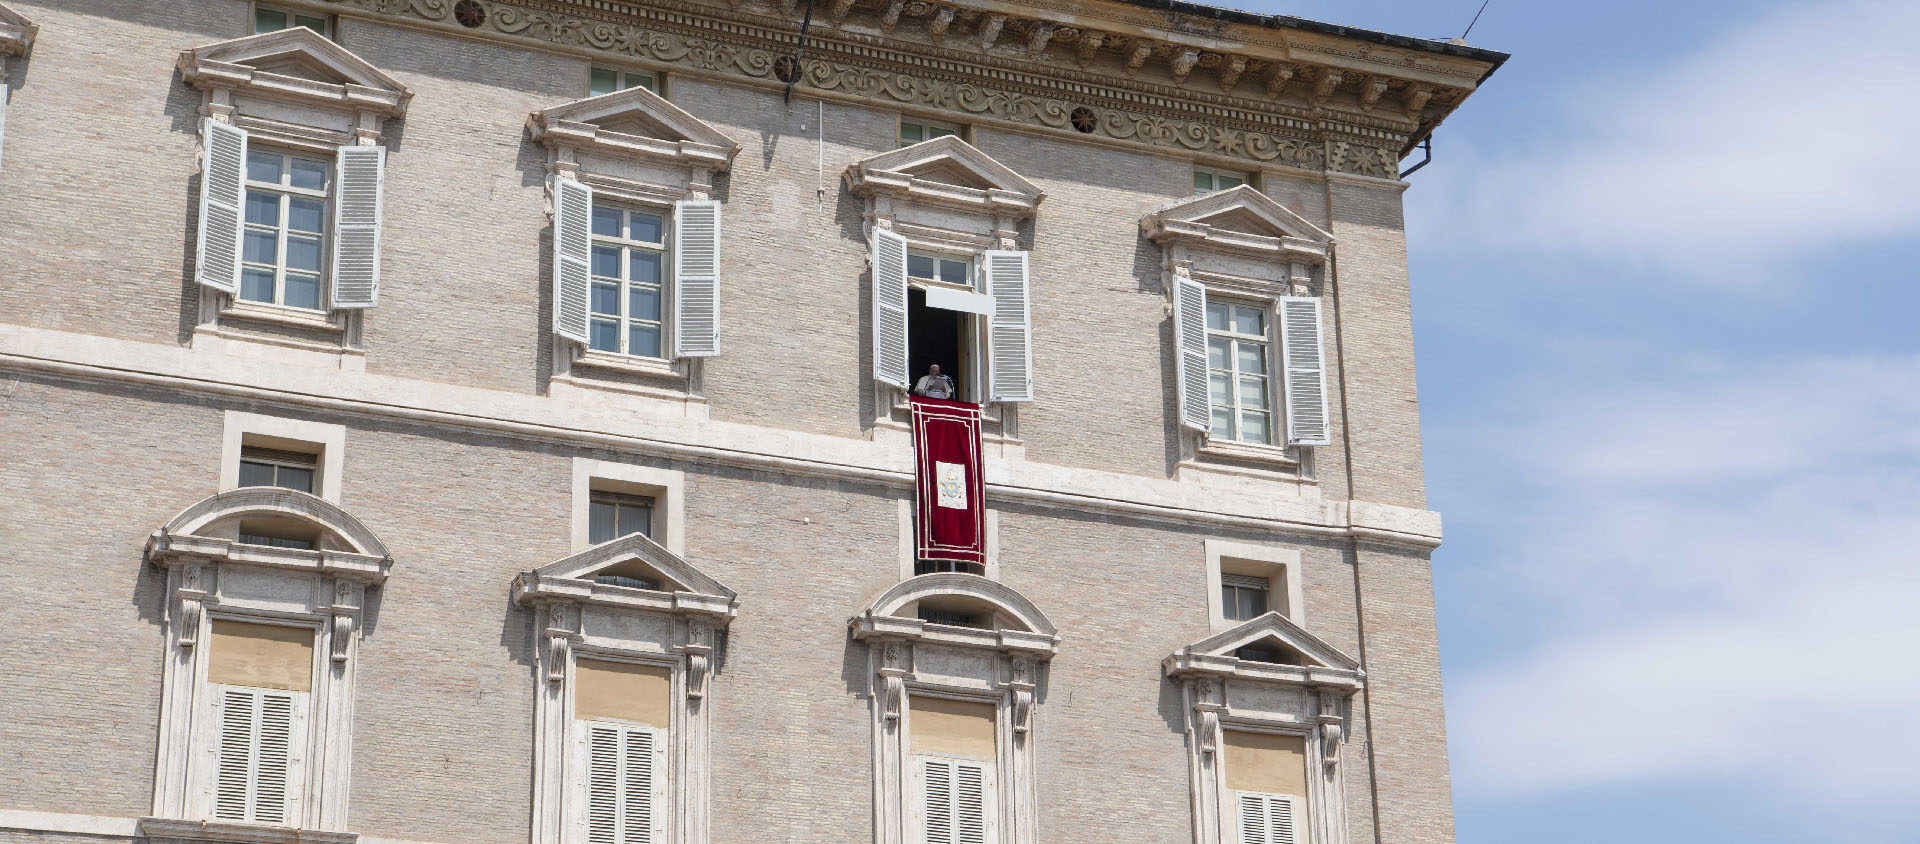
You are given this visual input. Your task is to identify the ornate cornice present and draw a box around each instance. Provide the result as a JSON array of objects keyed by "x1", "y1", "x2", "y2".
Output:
[{"x1": 323, "y1": 0, "x2": 1499, "y2": 177}]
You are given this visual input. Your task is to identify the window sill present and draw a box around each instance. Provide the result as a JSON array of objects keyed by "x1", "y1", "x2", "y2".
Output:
[
  {"x1": 221, "y1": 299, "x2": 344, "y2": 333},
  {"x1": 1197, "y1": 438, "x2": 1298, "y2": 466},
  {"x1": 575, "y1": 349, "x2": 684, "y2": 379},
  {"x1": 139, "y1": 817, "x2": 357, "y2": 844}
]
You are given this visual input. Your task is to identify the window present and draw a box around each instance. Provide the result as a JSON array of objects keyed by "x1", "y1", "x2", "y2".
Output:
[
  {"x1": 590, "y1": 66, "x2": 655, "y2": 96},
  {"x1": 906, "y1": 251, "x2": 980, "y2": 402},
  {"x1": 253, "y1": 6, "x2": 330, "y2": 38},
  {"x1": 1192, "y1": 168, "x2": 1246, "y2": 194},
  {"x1": 917, "y1": 606, "x2": 983, "y2": 628},
  {"x1": 1220, "y1": 573, "x2": 1268, "y2": 622},
  {"x1": 1234, "y1": 792, "x2": 1299, "y2": 844},
  {"x1": 238, "y1": 446, "x2": 317, "y2": 494},
  {"x1": 1206, "y1": 300, "x2": 1274, "y2": 445},
  {"x1": 575, "y1": 659, "x2": 668, "y2": 844},
  {"x1": 206, "y1": 620, "x2": 313, "y2": 825},
  {"x1": 241, "y1": 149, "x2": 330, "y2": 311},
  {"x1": 900, "y1": 118, "x2": 959, "y2": 148},
  {"x1": 589, "y1": 204, "x2": 669, "y2": 359},
  {"x1": 589, "y1": 491, "x2": 655, "y2": 545},
  {"x1": 909, "y1": 696, "x2": 997, "y2": 844}
]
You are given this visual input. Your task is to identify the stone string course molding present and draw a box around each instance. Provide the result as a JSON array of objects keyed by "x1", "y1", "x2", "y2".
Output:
[{"x1": 324, "y1": 0, "x2": 1416, "y2": 177}]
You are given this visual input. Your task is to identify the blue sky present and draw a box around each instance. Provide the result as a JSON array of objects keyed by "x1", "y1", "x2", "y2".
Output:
[{"x1": 1236, "y1": 1, "x2": 1920, "y2": 841}]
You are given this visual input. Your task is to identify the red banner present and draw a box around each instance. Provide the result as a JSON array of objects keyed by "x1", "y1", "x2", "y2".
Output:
[{"x1": 910, "y1": 396, "x2": 986, "y2": 567}]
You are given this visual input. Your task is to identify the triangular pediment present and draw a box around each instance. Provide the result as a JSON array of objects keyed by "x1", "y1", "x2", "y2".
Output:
[
  {"x1": 1148, "y1": 185, "x2": 1330, "y2": 244},
  {"x1": 1182, "y1": 612, "x2": 1358, "y2": 671},
  {"x1": 848, "y1": 135, "x2": 1043, "y2": 198},
  {"x1": 531, "y1": 85, "x2": 739, "y2": 152},
  {"x1": 525, "y1": 532, "x2": 734, "y2": 601},
  {"x1": 180, "y1": 28, "x2": 408, "y2": 96}
]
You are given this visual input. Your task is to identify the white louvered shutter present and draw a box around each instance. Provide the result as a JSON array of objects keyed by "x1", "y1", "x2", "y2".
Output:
[
  {"x1": 586, "y1": 723, "x2": 659, "y2": 844},
  {"x1": 329, "y1": 145, "x2": 386, "y2": 308},
  {"x1": 922, "y1": 759, "x2": 953, "y2": 844},
  {"x1": 983, "y1": 250, "x2": 1033, "y2": 403},
  {"x1": 1278, "y1": 296, "x2": 1330, "y2": 446},
  {"x1": 1236, "y1": 792, "x2": 1297, "y2": 844},
  {"x1": 672, "y1": 199, "x2": 721, "y2": 357},
  {"x1": 919, "y1": 758, "x2": 991, "y2": 844},
  {"x1": 871, "y1": 227, "x2": 910, "y2": 390},
  {"x1": 196, "y1": 119, "x2": 248, "y2": 294},
  {"x1": 1173, "y1": 276, "x2": 1211, "y2": 431},
  {"x1": 211, "y1": 686, "x2": 306, "y2": 825},
  {"x1": 954, "y1": 761, "x2": 988, "y2": 844},
  {"x1": 552, "y1": 177, "x2": 594, "y2": 343}
]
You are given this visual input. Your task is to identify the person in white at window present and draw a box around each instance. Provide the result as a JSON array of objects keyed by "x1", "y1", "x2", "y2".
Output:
[{"x1": 913, "y1": 364, "x2": 956, "y2": 399}]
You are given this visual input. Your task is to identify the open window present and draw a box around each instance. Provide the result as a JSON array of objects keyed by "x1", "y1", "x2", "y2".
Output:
[
  {"x1": 850, "y1": 573, "x2": 1060, "y2": 844},
  {"x1": 512, "y1": 533, "x2": 737, "y2": 844},
  {"x1": 846, "y1": 136, "x2": 1044, "y2": 419},
  {"x1": 1164, "y1": 613, "x2": 1363, "y2": 844},
  {"x1": 143, "y1": 488, "x2": 394, "y2": 841}
]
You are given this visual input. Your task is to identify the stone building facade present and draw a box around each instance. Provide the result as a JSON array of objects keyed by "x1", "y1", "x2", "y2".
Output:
[{"x1": 0, "y1": 3, "x2": 1502, "y2": 844}]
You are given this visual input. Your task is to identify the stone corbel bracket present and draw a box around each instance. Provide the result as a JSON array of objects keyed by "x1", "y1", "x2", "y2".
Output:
[{"x1": 0, "y1": 3, "x2": 38, "y2": 59}]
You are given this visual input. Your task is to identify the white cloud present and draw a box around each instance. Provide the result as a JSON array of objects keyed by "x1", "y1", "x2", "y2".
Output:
[{"x1": 1415, "y1": 0, "x2": 1920, "y2": 280}]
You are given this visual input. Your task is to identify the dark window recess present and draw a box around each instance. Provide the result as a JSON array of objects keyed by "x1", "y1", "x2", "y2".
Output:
[
  {"x1": 1221, "y1": 574, "x2": 1269, "y2": 622},
  {"x1": 914, "y1": 558, "x2": 985, "y2": 576},
  {"x1": 907, "y1": 287, "x2": 969, "y2": 400},
  {"x1": 917, "y1": 607, "x2": 984, "y2": 628},
  {"x1": 238, "y1": 533, "x2": 315, "y2": 550},
  {"x1": 593, "y1": 574, "x2": 658, "y2": 590},
  {"x1": 589, "y1": 491, "x2": 655, "y2": 544},
  {"x1": 1233, "y1": 644, "x2": 1300, "y2": 665},
  {"x1": 238, "y1": 446, "x2": 317, "y2": 494}
]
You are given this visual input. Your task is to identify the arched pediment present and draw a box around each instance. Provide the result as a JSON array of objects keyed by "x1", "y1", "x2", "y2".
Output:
[
  {"x1": 511, "y1": 532, "x2": 736, "y2": 617},
  {"x1": 0, "y1": 3, "x2": 38, "y2": 57},
  {"x1": 844, "y1": 136, "x2": 1043, "y2": 217},
  {"x1": 861, "y1": 572, "x2": 1057, "y2": 636},
  {"x1": 176, "y1": 28, "x2": 411, "y2": 115},
  {"x1": 527, "y1": 85, "x2": 740, "y2": 172},
  {"x1": 157, "y1": 486, "x2": 391, "y2": 559},
  {"x1": 1141, "y1": 185, "x2": 1331, "y2": 263}
]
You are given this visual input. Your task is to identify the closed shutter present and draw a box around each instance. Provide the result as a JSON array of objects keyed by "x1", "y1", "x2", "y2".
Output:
[
  {"x1": 983, "y1": 250, "x2": 1033, "y2": 403},
  {"x1": 672, "y1": 199, "x2": 720, "y2": 357},
  {"x1": 552, "y1": 177, "x2": 594, "y2": 343},
  {"x1": 1235, "y1": 792, "x2": 1297, "y2": 844},
  {"x1": 329, "y1": 145, "x2": 386, "y2": 309},
  {"x1": 1278, "y1": 296, "x2": 1329, "y2": 446},
  {"x1": 923, "y1": 759, "x2": 953, "y2": 844},
  {"x1": 1173, "y1": 277, "x2": 1211, "y2": 431},
  {"x1": 920, "y1": 757, "x2": 991, "y2": 844},
  {"x1": 196, "y1": 119, "x2": 248, "y2": 294},
  {"x1": 871, "y1": 227, "x2": 910, "y2": 390},
  {"x1": 586, "y1": 722, "x2": 660, "y2": 844},
  {"x1": 212, "y1": 686, "x2": 306, "y2": 825}
]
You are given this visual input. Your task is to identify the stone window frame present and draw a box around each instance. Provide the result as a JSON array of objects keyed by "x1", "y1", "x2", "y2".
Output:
[
  {"x1": 176, "y1": 28, "x2": 410, "y2": 358},
  {"x1": 570, "y1": 457, "x2": 685, "y2": 555},
  {"x1": 1141, "y1": 186, "x2": 1332, "y2": 481},
  {"x1": 1203, "y1": 541, "x2": 1305, "y2": 634},
  {"x1": 511, "y1": 533, "x2": 738, "y2": 844},
  {"x1": 220, "y1": 412, "x2": 347, "y2": 504},
  {"x1": 844, "y1": 136, "x2": 1045, "y2": 441},
  {"x1": 849, "y1": 573, "x2": 1060, "y2": 844},
  {"x1": 1164, "y1": 614, "x2": 1363, "y2": 844},
  {"x1": 143, "y1": 487, "x2": 395, "y2": 844},
  {"x1": 528, "y1": 84, "x2": 740, "y2": 411}
]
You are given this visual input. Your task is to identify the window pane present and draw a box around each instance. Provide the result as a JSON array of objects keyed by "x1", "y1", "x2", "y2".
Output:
[
  {"x1": 629, "y1": 252, "x2": 661, "y2": 287},
  {"x1": 629, "y1": 212, "x2": 663, "y2": 244},
  {"x1": 929, "y1": 126, "x2": 955, "y2": 139},
  {"x1": 240, "y1": 269, "x2": 276, "y2": 303},
  {"x1": 277, "y1": 466, "x2": 316, "y2": 494},
  {"x1": 589, "y1": 318, "x2": 619, "y2": 352},
  {"x1": 243, "y1": 230, "x2": 278, "y2": 264},
  {"x1": 1240, "y1": 376, "x2": 1269, "y2": 410},
  {"x1": 1236, "y1": 343, "x2": 1267, "y2": 375},
  {"x1": 245, "y1": 191, "x2": 279, "y2": 226},
  {"x1": 616, "y1": 503, "x2": 653, "y2": 538},
  {"x1": 628, "y1": 285, "x2": 661, "y2": 322},
  {"x1": 591, "y1": 206, "x2": 621, "y2": 237},
  {"x1": 1220, "y1": 175, "x2": 1244, "y2": 189},
  {"x1": 900, "y1": 122, "x2": 923, "y2": 145},
  {"x1": 938, "y1": 259, "x2": 968, "y2": 286},
  {"x1": 623, "y1": 73, "x2": 653, "y2": 91},
  {"x1": 1205, "y1": 301, "x2": 1228, "y2": 330},
  {"x1": 1233, "y1": 305, "x2": 1264, "y2": 336},
  {"x1": 588, "y1": 500, "x2": 617, "y2": 544},
  {"x1": 238, "y1": 460, "x2": 276, "y2": 487},
  {"x1": 284, "y1": 274, "x2": 321, "y2": 310},
  {"x1": 628, "y1": 323, "x2": 662, "y2": 358},
  {"x1": 1211, "y1": 407, "x2": 1234, "y2": 439},
  {"x1": 907, "y1": 254, "x2": 934, "y2": 280},
  {"x1": 1208, "y1": 371, "x2": 1230, "y2": 405},
  {"x1": 285, "y1": 235, "x2": 322, "y2": 272},
  {"x1": 287, "y1": 197, "x2": 323, "y2": 233},
  {"x1": 590, "y1": 67, "x2": 619, "y2": 96},
  {"x1": 1207, "y1": 337, "x2": 1229, "y2": 369},
  {"x1": 1240, "y1": 411, "x2": 1271, "y2": 444},
  {"x1": 289, "y1": 158, "x2": 328, "y2": 191},
  {"x1": 591, "y1": 245, "x2": 620, "y2": 278},
  {"x1": 294, "y1": 15, "x2": 327, "y2": 35},
  {"x1": 590, "y1": 281, "x2": 619, "y2": 315},
  {"x1": 1193, "y1": 171, "x2": 1213, "y2": 193},
  {"x1": 247, "y1": 151, "x2": 282, "y2": 184},
  {"x1": 1245, "y1": 587, "x2": 1267, "y2": 617},
  {"x1": 254, "y1": 8, "x2": 287, "y2": 33}
]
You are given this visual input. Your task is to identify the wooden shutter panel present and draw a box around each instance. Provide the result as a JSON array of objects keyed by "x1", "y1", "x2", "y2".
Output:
[
  {"x1": 552, "y1": 177, "x2": 594, "y2": 343},
  {"x1": 587, "y1": 725, "x2": 621, "y2": 844},
  {"x1": 196, "y1": 119, "x2": 248, "y2": 294},
  {"x1": 329, "y1": 145, "x2": 385, "y2": 308},
  {"x1": 622, "y1": 728, "x2": 655, "y2": 844},
  {"x1": 954, "y1": 761, "x2": 988, "y2": 844},
  {"x1": 1278, "y1": 296, "x2": 1330, "y2": 446},
  {"x1": 211, "y1": 687, "x2": 303, "y2": 825},
  {"x1": 983, "y1": 250, "x2": 1033, "y2": 403},
  {"x1": 672, "y1": 199, "x2": 720, "y2": 357},
  {"x1": 252, "y1": 692, "x2": 295, "y2": 824},
  {"x1": 1173, "y1": 276, "x2": 1211, "y2": 431},
  {"x1": 922, "y1": 759, "x2": 954, "y2": 844},
  {"x1": 1266, "y1": 794, "x2": 1297, "y2": 844},
  {"x1": 213, "y1": 688, "x2": 256, "y2": 821},
  {"x1": 871, "y1": 227, "x2": 910, "y2": 390},
  {"x1": 1236, "y1": 792, "x2": 1296, "y2": 844}
]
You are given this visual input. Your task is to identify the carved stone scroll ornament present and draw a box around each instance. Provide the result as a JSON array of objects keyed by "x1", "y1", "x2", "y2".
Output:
[
  {"x1": 178, "y1": 595, "x2": 204, "y2": 648},
  {"x1": 1317, "y1": 690, "x2": 1345, "y2": 768},
  {"x1": 685, "y1": 619, "x2": 713, "y2": 700},
  {"x1": 879, "y1": 640, "x2": 909, "y2": 723},
  {"x1": 1008, "y1": 656, "x2": 1035, "y2": 736},
  {"x1": 546, "y1": 632, "x2": 571, "y2": 683},
  {"x1": 330, "y1": 612, "x2": 354, "y2": 662}
]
